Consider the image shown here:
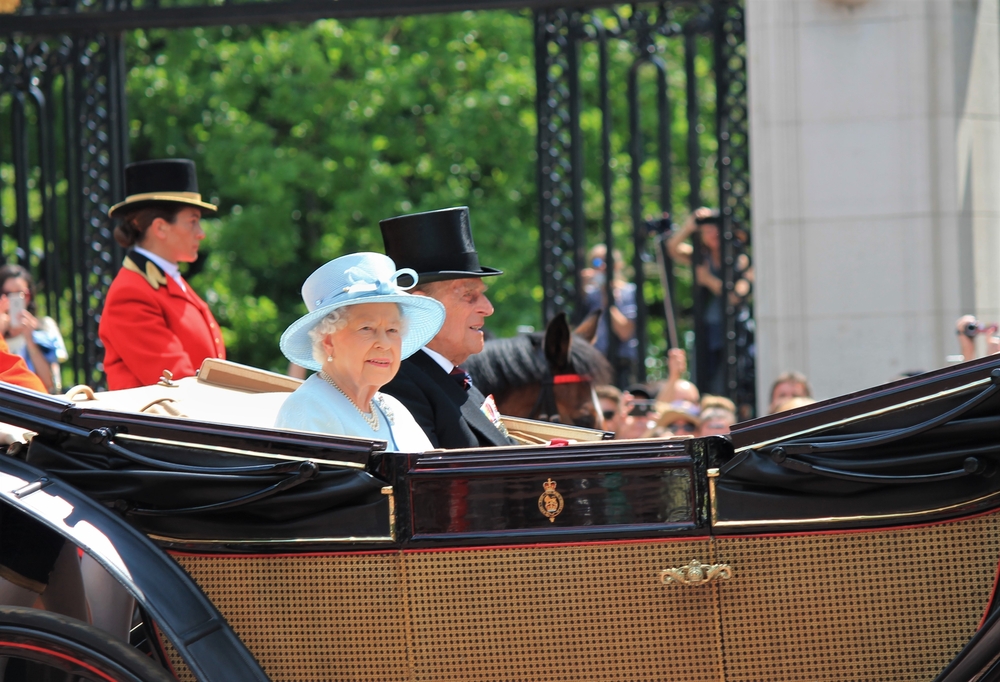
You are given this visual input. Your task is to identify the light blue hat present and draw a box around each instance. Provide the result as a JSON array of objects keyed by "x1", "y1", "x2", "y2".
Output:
[{"x1": 279, "y1": 252, "x2": 445, "y2": 371}]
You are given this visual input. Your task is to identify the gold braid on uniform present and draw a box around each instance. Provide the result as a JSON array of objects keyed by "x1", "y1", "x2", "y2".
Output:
[{"x1": 123, "y1": 255, "x2": 169, "y2": 291}]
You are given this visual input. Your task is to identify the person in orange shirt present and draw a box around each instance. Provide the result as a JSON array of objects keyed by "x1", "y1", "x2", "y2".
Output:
[
  {"x1": 99, "y1": 159, "x2": 226, "y2": 390},
  {"x1": 0, "y1": 335, "x2": 45, "y2": 393}
]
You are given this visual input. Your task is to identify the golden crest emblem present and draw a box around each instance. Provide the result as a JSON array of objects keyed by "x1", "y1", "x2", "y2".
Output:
[{"x1": 537, "y1": 478, "x2": 564, "y2": 523}]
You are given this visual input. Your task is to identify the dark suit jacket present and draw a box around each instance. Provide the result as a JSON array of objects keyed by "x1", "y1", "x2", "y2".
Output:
[{"x1": 381, "y1": 350, "x2": 514, "y2": 449}]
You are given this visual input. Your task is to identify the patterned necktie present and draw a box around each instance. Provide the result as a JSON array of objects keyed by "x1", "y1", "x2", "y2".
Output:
[{"x1": 450, "y1": 366, "x2": 473, "y2": 391}]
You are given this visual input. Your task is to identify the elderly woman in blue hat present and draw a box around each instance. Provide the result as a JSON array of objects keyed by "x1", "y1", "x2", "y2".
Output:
[{"x1": 275, "y1": 253, "x2": 445, "y2": 451}]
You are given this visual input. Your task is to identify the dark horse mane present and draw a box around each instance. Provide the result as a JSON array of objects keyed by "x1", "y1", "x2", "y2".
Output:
[{"x1": 465, "y1": 330, "x2": 613, "y2": 397}]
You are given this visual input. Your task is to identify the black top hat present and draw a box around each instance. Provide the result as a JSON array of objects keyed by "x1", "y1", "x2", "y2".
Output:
[
  {"x1": 108, "y1": 159, "x2": 218, "y2": 219},
  {"x1": 379, "y1": 207, "x2": 502, "y2": 285}
]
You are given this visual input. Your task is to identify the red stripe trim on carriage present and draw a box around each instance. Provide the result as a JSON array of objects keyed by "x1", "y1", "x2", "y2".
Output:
[
  {"x1": 167, "y1": 548, "x2": 401, "y2": 559},
  {"x1": 979, "y1": 556, "x2": 1000, "y2": 630},
  {"x1": 0, "y1": 641, "x2": 119, "y2": 681},
  {"x1": 552, "y1": 374, "x2": 590, "y2": 384}
]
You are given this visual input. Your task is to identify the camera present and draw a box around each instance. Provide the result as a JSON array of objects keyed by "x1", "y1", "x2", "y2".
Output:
[
  {"x1": 628, "y1": 399, "x2": 658, "y2": 417},
  {"x1": 694, "y1": 210, "x2": 721, "y2": 226},
  {"x1": 963, "y1": 320, "x2": 999, "y2": 339}
]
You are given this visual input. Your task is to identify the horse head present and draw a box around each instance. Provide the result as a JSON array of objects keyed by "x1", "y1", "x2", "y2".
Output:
[{"x1": 465, "y1": 312, "x2": 613, "y2": 429}]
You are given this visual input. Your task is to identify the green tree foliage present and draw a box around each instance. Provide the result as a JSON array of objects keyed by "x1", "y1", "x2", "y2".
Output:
[
  {"x1": 126, "y1": 9, "x2": 720, "y2": 378},
  {"x1": 127, "y1": 13, "x2": 540, "y2": 371}
]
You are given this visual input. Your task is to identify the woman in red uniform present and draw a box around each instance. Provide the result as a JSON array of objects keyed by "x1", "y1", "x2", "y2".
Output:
[{"x1": 99, "y1": 159, "x2": 225, "y2": 390}]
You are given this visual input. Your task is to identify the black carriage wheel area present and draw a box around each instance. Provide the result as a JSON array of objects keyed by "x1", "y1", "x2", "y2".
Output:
[
  {"x1": 0, "y1": 605, "x2": 173, "y2": 681},
  {"x1": 0, "y1": 0, "x2": 753, "y2": 414}
]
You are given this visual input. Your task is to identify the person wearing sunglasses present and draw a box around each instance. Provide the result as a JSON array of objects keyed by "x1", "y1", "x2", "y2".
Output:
[
  {"x1": 651, "y1": 400, "x2": 701, "y2": 438},
  {"x1": 595, "y1": 384, "x2": 628, "y2": 436},
  {"x1": 580, "y1": 244, "x2": 638, "y2": 386}
]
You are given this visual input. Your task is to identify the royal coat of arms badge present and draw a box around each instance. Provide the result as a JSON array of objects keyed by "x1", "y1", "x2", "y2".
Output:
[{"x1": 537, "y1": 478, "x2": 564, "y2": 523}]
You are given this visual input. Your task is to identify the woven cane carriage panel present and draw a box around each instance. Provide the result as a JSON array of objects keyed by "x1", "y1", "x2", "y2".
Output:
[
  {"x1": 168, "y1": 552, "x2": 408, "y2": 682},
  {"x1": 403, "y1": 538, "x2": 722, "y2": 681},
  {"x1": 715, "y1": 511, "x2": 1000, "y2": 682}
]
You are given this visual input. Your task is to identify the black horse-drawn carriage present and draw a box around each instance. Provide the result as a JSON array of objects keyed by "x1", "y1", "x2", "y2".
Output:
[{"x1": 3, "y1": 355, "x2": 1000, "y2": 681}]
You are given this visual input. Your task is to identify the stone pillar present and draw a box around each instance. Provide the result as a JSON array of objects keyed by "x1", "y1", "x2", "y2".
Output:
[{"x1": 748, "y1": 0, "x2": 1000, "y2": 408}]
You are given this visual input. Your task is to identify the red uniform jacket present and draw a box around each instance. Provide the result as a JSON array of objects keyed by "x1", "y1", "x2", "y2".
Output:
[
  {"x1": 0, "y1": 337, "x2": 45, "y2": 392},
  {"x1": 99, "y1": 251, "x2": 225, "y2": 390}
]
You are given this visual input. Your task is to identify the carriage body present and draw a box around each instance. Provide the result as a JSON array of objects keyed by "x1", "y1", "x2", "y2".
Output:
[{"x1": 4, "y1": 357, "x2": 1000, "y2": 681}]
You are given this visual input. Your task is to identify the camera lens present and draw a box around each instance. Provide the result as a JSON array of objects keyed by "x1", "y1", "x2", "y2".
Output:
[{"x1": 964, "y1": 321, "x2": 980, "y2": 338}]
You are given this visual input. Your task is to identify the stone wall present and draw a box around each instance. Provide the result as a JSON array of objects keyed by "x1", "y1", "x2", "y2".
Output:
[{"x1": 748, "y1": 0, "x2": 1000, "y2": 406}]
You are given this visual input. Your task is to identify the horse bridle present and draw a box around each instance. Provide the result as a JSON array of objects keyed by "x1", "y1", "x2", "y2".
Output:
[{"x1": 529, "y1": 371, "x2": 593, "y2": 424}]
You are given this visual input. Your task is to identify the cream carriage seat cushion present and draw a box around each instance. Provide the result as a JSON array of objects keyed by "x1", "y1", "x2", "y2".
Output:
[{"x1": 63, "y1": 359, "x2": 300, "y2": 428}]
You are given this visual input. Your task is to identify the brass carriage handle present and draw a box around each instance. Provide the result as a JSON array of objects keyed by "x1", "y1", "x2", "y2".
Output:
[{"x1": 660, "y1": 560, "x2": 733, "y2": 586}]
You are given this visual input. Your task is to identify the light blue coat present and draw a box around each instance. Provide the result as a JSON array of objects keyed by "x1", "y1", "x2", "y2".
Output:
[{"x1": 275, "y1": 374, "x2": 434, "y2": 452}]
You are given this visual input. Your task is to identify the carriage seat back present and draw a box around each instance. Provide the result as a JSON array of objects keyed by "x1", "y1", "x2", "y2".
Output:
[{"x1": 63, "y1": 359, "x2": 297, "y2": 429}]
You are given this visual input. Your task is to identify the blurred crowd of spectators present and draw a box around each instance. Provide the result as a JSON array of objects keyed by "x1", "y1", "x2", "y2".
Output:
[
  {"x1": 595, "y1": 347, "x2": 815, "y2": 440},
  {"x1": 580, "y1": 204, "x2": 1000, "y2": 441}
]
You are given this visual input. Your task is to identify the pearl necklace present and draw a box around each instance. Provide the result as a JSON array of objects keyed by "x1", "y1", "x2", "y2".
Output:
[{"x1": 318, "y1": 370, "x2": 379, "y2": 431}]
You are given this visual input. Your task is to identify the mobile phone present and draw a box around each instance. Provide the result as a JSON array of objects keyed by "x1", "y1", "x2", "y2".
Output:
[{"x1": 8, "y1": 292, "x2": 25, "y2": 330}]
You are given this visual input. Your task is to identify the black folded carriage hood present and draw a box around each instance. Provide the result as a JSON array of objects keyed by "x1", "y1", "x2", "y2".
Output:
[{"x1": 717, "y1": 355, "x2": 1000, "y2": 531}]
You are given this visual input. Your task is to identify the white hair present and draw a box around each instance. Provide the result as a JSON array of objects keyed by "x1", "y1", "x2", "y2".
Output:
[
  {"x1": 308, "y1": 308, "x2": 351, "y2": 366},
  {"x1": 307, "y1": 303, "x2": 408, "y2": 366}
]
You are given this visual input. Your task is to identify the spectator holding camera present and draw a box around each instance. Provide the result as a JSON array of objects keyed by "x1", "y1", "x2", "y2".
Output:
[
  {"x1": 611, "y1": 385, "x2": 659, "y2": 439},
  {"x1": 0, "y1": 264, "x2": 67, "y2": 393},
  {"x1": 668, "y1": 208, "x2": 726, "y2": 394},
  {"x1": 955, "y1": 315, "x2": 1000, "y2": 361},
  {"x1": 668, "y1": 208, "x2": 753, "y2": 396},
  {"x1": 581, "y1": 244, "x2": 638, "y2": 386}
]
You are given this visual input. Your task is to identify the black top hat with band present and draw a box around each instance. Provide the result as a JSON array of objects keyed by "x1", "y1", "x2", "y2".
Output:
[
  {"x1": 108, "y1": 159, "x2": 218, "y2": 219},
  {"x1": 379, "y1": 206, "x2": 502, "y2": 286}
]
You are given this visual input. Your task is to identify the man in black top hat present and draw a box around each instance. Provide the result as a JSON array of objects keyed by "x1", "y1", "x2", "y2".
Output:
[{"x1": 379, "y1": 207, "x2": 515, "y2": 449}]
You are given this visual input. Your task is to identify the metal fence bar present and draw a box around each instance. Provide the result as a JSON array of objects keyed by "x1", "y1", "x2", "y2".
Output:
[
  {"x1": 11, "y1": 87, "x2": 31, "y2": 264},
  {"x1": 593, "y1": 18, "x2": 620, "y2": 371},
  {"x1": 566, "y1": 11, "x2": 586, "y2": 317},
  {"x1": 535, "y1": 8, "x2": 578, "y2": 325},
  {"x1": 713, "y1": 0, "x2": 752, "y2": 416},
  {"x1": 63, "y1": 40, "x2": 84, "y2": 381}
]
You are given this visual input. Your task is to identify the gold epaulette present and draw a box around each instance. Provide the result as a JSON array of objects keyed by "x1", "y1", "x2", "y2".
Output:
[{"x1": 123, "y1": 255, "x2": 169, "y2": 291}]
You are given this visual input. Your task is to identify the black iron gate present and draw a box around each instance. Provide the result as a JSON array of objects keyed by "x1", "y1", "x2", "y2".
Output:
[
  {"x1": 0, "y1": 0, "x2": 751, "y2": 413},
  {"x1": 0, "y1": 33, "x2": 127, "y2": 386},
  {"x1": 536, "y1": 0, "x2": 752, "y2": 413}
]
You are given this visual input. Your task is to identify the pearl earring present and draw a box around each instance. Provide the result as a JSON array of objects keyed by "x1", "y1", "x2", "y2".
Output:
[{"x1": 327, "y1": 355, "x2": 333, "y2": 362}]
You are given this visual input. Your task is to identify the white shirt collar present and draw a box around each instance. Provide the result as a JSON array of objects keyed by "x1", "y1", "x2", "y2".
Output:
[
  {"x1": 420, "y1": 346, "x2": 454, "y2": 374},
  {"x1": 133, "y1": 246, "x2": 186, "y2": 292}
]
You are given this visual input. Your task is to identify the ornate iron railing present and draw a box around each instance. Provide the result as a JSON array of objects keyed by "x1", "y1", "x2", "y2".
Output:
[
  {"x1": 535, "y1": 1, "x2": 753, "y2": 413},
  {"x1": 0, "y1": 0, "x2": 751, "y2": 414},
  {"x1": 0, "y1": 34, "x2": 126, "y2": 386}
]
